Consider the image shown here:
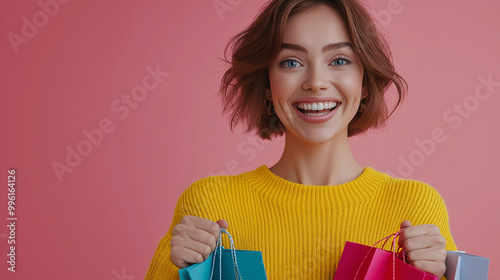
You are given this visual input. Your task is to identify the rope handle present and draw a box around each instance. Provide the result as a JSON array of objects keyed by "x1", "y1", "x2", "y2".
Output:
[
  {"x1": 209, "y1": 228, "x2": 243, "y2": 280},
  {"x1": 353, "y1": 229, "x2": 404, "y2": 280}
]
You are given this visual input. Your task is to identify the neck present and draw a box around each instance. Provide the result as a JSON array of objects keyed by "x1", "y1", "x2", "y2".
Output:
[{"x1": 269, "y1": 129, "x2": 363, "y2": 186}]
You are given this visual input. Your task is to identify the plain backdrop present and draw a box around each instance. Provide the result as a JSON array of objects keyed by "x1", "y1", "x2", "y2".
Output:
[{"x1": 1, "y1": 0, "x2": 499, "y2": 279}]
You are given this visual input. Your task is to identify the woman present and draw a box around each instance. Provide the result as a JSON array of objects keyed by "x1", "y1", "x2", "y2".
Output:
[{"x1": 145, "y1": 0, "x2": 456, "y2": 279}]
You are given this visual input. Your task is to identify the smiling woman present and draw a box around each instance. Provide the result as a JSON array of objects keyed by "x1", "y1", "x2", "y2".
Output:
[
  {"x1": 219, "y1": 0, "x2": 407, "y2": 141},
  {"x1": 267, "y1": 4, "x2": 367, "y2": 148},
  {"x1": 145, "y1": 1, "x2": 456, "y2": 279}
]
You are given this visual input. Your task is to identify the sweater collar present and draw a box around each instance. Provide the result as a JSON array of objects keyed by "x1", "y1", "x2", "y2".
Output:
[{"x1": 241, "y1": 165, "x2": 388, "y2": 204}]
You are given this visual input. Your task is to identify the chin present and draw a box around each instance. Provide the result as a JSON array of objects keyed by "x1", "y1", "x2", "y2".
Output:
[{"x1": 291, "y1": 127, "x2": 346, "y2": 144}]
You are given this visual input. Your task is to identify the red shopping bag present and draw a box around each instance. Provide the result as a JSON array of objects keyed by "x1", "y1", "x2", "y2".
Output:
[{"x1": 333, "y1": 230, "x2": 438, "y2": 280}]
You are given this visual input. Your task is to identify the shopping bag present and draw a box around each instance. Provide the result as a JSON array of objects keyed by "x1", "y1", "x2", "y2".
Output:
[
  {"x1": 391, "y1": 255, "x2": 438, "y2": 280},
  {"x1": 179, "y1": 228, "x2": 267, "y2": 280},
  {"x1": 333, "y1": 230, "x2": 438, "y2": 280},
  {"x1": 445, "y1": 250, "x2": 489, "y2": 280}
]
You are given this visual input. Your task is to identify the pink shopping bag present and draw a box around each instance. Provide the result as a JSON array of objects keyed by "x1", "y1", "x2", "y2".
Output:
[{"x1": 333, "y1": 231, "x2": 438, "y2": 280}]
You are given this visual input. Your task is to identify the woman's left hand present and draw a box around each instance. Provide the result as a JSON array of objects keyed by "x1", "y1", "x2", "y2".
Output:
[{"x1": 398, "y1": 220, "x2": 448, "y2": 278}]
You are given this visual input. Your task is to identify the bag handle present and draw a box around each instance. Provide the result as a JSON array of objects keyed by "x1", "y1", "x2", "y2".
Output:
[
  {"x1": 354, "y1": 229, "x2": 404, "y2": 280},
  {"x1": 209, "y1": 228, "x2": 243, "y2": 280}
]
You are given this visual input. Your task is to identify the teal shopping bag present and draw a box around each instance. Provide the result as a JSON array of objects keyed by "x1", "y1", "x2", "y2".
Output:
[
  {"x1": 178, "y1": 253, "x2": 214, "y2": 279},
  {"x1": 179, "y1": 229, "x2": 267, "y2": 280}
]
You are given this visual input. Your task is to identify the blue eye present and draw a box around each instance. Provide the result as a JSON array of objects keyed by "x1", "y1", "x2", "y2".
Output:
[
  {"x1": 331, "y1": 56, "x2": 352, "y2": 67},
  {"x1": 278, "y1": 59, "x2": 302, "y2": 69}
]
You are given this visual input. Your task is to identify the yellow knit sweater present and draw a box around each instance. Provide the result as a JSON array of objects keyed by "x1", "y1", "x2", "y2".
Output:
[{"x1": 145, "y1": 165, "x2": 457, "y2": 280}]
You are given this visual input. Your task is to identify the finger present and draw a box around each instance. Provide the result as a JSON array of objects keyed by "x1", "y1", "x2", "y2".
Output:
[
  {"x1": 187, "y1": 225, "x2": 218, "y2": 247},
  {"x1": 398, "y1": 220, "x2": 412, "y2": 247},
  {"x1": 402, "y1": 235, "x2": 447, "y2": 253},
  {"x1": 172, "y1": 235, "x2": 214, "y2": 260},
  {"x1": 400, "y1": 220, "x2": 412, "y2": 229},
  {"x1": 400, "y1": 224, "x2": 441, "y2": 245},
  {"x1": 406, "y1": 247, "x2": 448, "y2": 264},
  {"x1": 173, "y1": 223, "x2": 218, "y2": 248},
  {"x1": 171, "y1": 245, "x2": 207, "y2": 268},
  {"x1": 216, "y1": 219, "x2": 229, "y2": 230},
  {"x1": 181, "y1": 215, "x2": 221, "y2": 238}
]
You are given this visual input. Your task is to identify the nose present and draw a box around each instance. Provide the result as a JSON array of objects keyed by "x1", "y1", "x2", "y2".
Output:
[{"x1": 303, "y1": 64, "x2": 329, "y2": 92}]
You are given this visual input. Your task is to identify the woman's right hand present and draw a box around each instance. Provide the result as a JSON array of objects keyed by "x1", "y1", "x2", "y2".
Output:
[{"x1": 170, "y1": 215, "x2": 228, "y2": 268}]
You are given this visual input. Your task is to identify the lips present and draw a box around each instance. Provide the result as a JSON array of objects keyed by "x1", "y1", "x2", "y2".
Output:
[{"x1": 292, "y1": 96, "x2": 342, "y2": 104}]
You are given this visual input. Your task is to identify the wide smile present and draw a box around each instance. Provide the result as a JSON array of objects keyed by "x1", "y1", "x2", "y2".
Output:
[{"x1": 292, "y1": 100, "x2": 341, "y2": 123}]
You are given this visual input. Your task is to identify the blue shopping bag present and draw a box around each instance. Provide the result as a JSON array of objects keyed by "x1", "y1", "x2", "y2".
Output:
[
  {"x1": 179, "y1": 228, "x2": 267, "y2": 280},
  {"x1": 445, "y1": 251, "x2": 489, "y2": 280}
]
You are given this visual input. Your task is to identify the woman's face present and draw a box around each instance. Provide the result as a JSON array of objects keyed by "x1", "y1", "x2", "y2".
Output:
[{"x1": 268, "y1": 4, "x2": 364, "y2": 144}]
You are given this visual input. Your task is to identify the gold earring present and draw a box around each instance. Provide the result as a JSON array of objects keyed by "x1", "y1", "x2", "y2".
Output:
[
  {"x1": 359, "y1": 98, "x2": 367, "y2": 113},
  {"x1": 264, "y1": 98, "x2": 275, "y2": 115}
]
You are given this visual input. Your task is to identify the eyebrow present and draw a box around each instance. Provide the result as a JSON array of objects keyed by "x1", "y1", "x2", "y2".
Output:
[{"x1": 280, "y1": 42, "x2": 354, "y2": 54}]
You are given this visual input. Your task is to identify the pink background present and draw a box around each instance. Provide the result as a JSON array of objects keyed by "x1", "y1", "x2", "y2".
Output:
[{"x1": 1, "y1": 0, "x2": 498, "y2": 279}]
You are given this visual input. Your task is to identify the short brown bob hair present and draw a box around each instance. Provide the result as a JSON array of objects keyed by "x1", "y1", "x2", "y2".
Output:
[{"x1": 219, "y1": 0, "x2": 408, "y2": 140}]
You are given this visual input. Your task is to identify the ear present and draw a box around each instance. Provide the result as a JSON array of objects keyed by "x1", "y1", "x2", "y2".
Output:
[
  {"x1": 361, "y1": 87, "x2": 368, "y2": 99},
  {"x1": 266, "y1": 89, "x2": 272, "y2": 100},
  {"x1": 361, "y1": 77, "x2": 368, "y2": 98}
]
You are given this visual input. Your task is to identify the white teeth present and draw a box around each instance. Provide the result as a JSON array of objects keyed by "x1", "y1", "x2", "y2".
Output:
[{"x1": 296, "y1": 102, "x2": 337, "y2": 111}]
